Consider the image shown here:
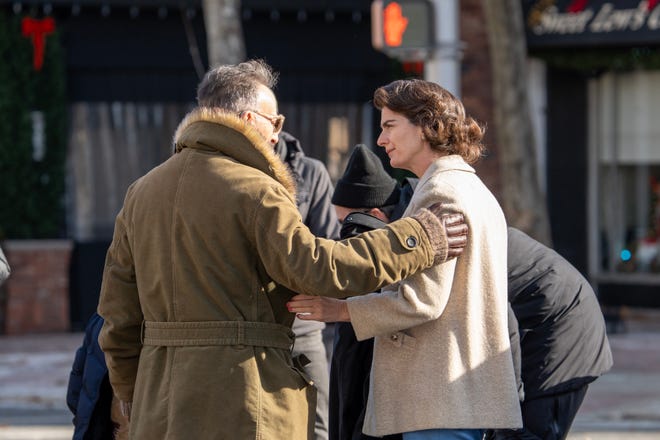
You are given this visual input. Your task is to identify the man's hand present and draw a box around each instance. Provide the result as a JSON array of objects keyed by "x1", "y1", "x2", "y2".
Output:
[
  {"x1": 440, "y1": 212, "x2": 468, "y2": 258},
  {"x1": 409, "y1": 202, "x2": 470, "y2": 263},
  {"x1": 287, "y1": 295, "x2": 351, "y2": 322},
  {"x1": 111, "y1": 396, "x2": 130, "y2": 439}
]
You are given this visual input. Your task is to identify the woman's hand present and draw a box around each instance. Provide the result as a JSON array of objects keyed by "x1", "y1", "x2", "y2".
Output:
[{"x1": 287, "y1": 295, "x2": 351, "y2": 322}]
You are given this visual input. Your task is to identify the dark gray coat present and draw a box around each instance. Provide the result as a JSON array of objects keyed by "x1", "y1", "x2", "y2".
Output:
[{"x1": 507, "y1": 227, "x2": 613, "y2": 399}]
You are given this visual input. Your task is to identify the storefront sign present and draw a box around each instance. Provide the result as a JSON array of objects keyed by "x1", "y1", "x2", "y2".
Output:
[{"x1": 523, "y1": 0, "x2": 660, "y2": 48}]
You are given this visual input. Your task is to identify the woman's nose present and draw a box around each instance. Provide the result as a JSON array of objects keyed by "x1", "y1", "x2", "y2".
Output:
[{"x1": 376, "y1": 133, "x2": 387, "y2": 148}]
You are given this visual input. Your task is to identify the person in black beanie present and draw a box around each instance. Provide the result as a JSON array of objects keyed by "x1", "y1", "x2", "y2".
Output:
[
  {"x1": 331, "y1": 144, "x2": 418, "y2": 232},
  {"x1": 328, "y1": 144, "x2": 413, "y2": 440},
  {"x1": 327, "y1": 144, "x2": 612, "y2": 440},
  {"x1": 332, "y1": 144, "x2": 399, "y2": 218}
]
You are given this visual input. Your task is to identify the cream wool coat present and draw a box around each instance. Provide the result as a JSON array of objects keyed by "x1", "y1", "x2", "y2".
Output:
[
  {"x1": 97, "y1": 109, "x2": 441, "y2": 440},
  {"x1": 347, "y1": 155, "x2": 522, "y2": 436}
]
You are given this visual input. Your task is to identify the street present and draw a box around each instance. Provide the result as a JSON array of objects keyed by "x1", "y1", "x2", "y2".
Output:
[{"x1": 1, "y1": 314, "x2": 659, "y2": 440}]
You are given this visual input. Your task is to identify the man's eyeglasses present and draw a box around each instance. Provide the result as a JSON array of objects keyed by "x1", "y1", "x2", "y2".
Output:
[{"x1": 245, "y1": 109, "x2": 285, "y2": 133}]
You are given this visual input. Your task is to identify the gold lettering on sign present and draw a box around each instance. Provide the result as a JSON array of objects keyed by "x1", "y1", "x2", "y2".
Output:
[
  {"x1": 532, "y1": 6, "x2": 593, "y2": 35},
  {"x1": 590, "y1": 2, "x2": 649, "y2": 32}
]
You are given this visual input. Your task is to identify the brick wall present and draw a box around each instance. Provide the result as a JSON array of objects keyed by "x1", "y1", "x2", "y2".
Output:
[{"x1": 1, "y1": 240, "x2": 73, "y2": 335}]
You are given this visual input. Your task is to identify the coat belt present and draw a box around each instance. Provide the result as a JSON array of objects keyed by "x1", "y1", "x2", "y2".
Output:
[{"x1": 141, "y1": 320, "x2": 294, "y2": 350}]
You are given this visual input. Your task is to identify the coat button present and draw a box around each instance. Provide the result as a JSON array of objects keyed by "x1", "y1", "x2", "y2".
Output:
[
  {"x1": 390, "y1": 334, "x2": 399, "y2": 341},
  {"x1": 406, "y1": 236, "x2": 417, "y2": 248}
]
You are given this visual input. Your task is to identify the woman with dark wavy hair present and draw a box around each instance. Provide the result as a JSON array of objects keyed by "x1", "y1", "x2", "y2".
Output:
[{"x1": 289, "y1": 79, "x2": 522, "y2": 440}]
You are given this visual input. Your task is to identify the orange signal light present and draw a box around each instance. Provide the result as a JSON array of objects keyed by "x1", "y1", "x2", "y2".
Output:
[
  {"x1": 371, "y1": 0, "x2": 434, "y2": 61},
  {"x1": 383, "y1": 2, "x2": 409, "y2": 47}
]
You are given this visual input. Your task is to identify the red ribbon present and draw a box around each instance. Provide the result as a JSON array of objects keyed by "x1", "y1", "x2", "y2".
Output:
[
  {"x1": 21, "y1": 17, "x2": 55, "y2": 71},
  {"x1": 566, "y1": 0, "x2": 589, "y2": 13}
]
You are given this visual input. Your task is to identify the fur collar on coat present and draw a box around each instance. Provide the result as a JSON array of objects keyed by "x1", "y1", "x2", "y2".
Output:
[{"x1": 172, "y1": 107, "x2": 296, "y2": 198}]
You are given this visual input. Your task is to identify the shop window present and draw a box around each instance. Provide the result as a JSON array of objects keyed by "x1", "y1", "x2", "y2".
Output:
[{"x1": 590, "y1": 71, "x2": 660, "y2": 280}]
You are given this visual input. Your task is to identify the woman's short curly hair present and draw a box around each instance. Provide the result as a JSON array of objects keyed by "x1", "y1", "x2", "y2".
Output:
[{"x1": 373, "y1": 79, "x2": 485, "y2": 164}]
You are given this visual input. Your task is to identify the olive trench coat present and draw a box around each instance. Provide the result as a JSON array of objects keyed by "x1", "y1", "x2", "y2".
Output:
[{"x1": 97, "y1": 109, "x2": 440, "y2": 439}]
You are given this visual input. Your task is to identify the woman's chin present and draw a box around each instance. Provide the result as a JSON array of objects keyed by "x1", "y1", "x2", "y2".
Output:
[{"x1": 390, "y1": 159, "x2": 408, "y2": 171}]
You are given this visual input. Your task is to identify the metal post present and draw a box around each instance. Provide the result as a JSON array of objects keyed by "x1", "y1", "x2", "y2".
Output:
[{"x1": 424, "y1": 0, "x2": 461, "y2": 97}]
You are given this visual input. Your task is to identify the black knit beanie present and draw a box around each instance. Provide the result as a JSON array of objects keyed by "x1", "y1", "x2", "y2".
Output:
[{"x1": 331, "y1": 144, "x2": 400, "y2": 208}]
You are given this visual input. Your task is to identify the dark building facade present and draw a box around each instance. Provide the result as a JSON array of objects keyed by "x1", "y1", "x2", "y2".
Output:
[
  {"x1": 523, "y1": 0, "x2": 660, "y2": 307},
  {"x1": 1, "y1": 0, "x2": 408, "y2": 329},
  {"x1": 4, "y1": 0, "x2": 656, "y2": 331}
]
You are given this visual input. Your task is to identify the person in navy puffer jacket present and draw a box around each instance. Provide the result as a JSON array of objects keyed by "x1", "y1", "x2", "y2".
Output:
[{"x1": 67, "y1": 312, "x2": 114, "y2": 440}]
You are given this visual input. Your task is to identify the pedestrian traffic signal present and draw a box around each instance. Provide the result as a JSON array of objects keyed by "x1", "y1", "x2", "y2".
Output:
[{"x1": 371, "y1": 0, "x2": 434, "y2": 60}]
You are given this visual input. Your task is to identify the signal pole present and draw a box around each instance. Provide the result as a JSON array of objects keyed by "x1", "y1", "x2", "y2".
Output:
[{"x1": 424, "y1": 0, "x2": 461, "y2": 97}]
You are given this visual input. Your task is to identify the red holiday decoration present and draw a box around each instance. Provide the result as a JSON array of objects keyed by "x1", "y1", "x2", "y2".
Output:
[
  {"x1": 21, "y1": 17, "x2": 55, "y2": 71},
  {"x1": 566, "y1": 0, "x2": 588, "y2": 13}
]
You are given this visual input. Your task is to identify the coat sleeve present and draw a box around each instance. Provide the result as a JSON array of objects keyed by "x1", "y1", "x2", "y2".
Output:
[
  {"x1": 0, "y1": 245, "x2": 10, "y2": 286},
  {"x1": 67, "y1": 312, "x2": 110, "y2": 429},
  {"x1": 97, "y1": 192, "x2": 143, "y2": 403},
  {"x1": 252, "y1": 184, "x2": 436, "y2": 298},
  {"x1": 344, "y1": 181, "x2": 461, "y2": 339},
  {"x1": 346, "y1": 260, "x2": 456, "y2": 339},
  {"x1": 66, "y1": 329, "x2": 90, "y2": 414}
]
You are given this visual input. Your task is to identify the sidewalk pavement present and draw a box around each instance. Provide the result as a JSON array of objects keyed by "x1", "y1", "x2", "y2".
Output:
[
  {"x1": 568, "y1": 308, "x2": 660, "y2": 440},
  {"x1": 0, "y1": 331, "x2": 81, "y2": 439},
  {"x1": 1, "y1": 308, "x2": 660, "y2": 440}
]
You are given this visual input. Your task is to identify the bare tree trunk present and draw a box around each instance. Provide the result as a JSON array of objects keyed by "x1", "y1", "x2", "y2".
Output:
[
  {"x1": 202, "y1": 0, "x2": 246, "y2": 68},
  {"x1": 481, "y1": 0, "x2": 551, "y2": 245}
]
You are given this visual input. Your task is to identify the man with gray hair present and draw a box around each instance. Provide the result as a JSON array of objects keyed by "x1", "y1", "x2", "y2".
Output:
[{"x1": 97, "y1": 59, "x2": 467, "y2": 439}]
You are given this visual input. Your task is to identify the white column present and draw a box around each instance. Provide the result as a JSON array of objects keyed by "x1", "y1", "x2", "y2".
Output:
[{"x1": 424, "y1": 0, "x2": 461, "y2": 97}]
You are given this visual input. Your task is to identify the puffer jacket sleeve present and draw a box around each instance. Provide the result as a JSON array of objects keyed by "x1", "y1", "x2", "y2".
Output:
[
  {"x1": 252, "y1": 184, "x2": 435, "y2": 298},
  {"x1": 66, "y1": 331, "x2": 89, "y2": 415},
  {"x1": 67, "y1": 313, "x2": 111, "y2": 439}
]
